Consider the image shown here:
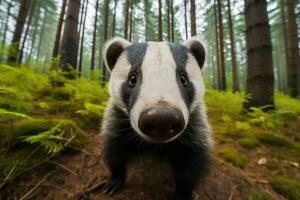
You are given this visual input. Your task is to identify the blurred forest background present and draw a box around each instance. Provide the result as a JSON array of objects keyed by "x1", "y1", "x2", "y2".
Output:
[{"x1": 0, "y1": 0, "x2": 300, "y2": 199}]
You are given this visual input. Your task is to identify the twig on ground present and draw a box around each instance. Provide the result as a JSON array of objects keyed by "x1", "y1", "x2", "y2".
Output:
[
  {"x1": 228, "y1": 185, "x2": 239, "y2": 200},
  {"x1": 0, "y1": 160, "x2": 19, "y2": 189},
  {"x1": 67, "y1": 180, "x2": 106, "y2": 200},
  {"x1": 47, "y1": 160, "x2": 79, "y2": 178},
  {"x1": 19, "y1": 172, "x2": 51, "y2": 200}
]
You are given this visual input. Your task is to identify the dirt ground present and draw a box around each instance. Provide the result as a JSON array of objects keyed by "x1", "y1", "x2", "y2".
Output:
[{"x1": 9, "y1": 133, "x2": 288, "y2": 200}]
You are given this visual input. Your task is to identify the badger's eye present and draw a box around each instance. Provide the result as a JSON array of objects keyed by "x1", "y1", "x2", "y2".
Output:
[
  {"x1": 180, "y1": 73, "x2": 188, "y2": 86},
  {"x1": 128, "y1": 74, "x2": 137, "y2": 87}
]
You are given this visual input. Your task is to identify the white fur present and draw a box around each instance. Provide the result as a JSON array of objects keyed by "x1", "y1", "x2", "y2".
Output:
[
  {"x1": 103, "y1": 37, "x2": 210, "y2": 144},
  {"x1": 130, "y1": 42, "x2": 189, "y2": 142},
  {"x1": 103, "y1": 37, "x2": 131, "y2": 72}
]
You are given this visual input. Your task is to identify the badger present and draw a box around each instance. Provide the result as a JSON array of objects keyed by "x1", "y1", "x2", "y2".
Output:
[{"x1": 101, "y1": 37, "x2": 212, "y2": 200}]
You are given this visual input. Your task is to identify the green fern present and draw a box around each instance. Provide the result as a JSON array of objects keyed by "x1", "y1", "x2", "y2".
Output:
[
  {"x1": 0, "y1": 108, "x2": 30, "y2": 119},
  {"x1": 22, "y1": 122, "x2": 67, "y2": 155}
]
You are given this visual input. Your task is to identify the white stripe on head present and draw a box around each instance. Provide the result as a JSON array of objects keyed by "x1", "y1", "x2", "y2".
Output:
[{"x1": 130, "y1": 42, "x2": 189, "y2": 140}]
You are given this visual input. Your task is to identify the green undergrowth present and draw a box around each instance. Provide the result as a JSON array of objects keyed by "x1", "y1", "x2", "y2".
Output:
[
  {"x1": 217, "y1": 147, "x2": 247, "y2": 168},
  {"x1": 269, "y1": 176, "x2": 300, "y2": 200},
  {"x1": 0, "y1": 64, "x2": 107, "y2": 185}
]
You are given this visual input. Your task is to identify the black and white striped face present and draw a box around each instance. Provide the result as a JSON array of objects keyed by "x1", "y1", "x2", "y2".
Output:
[{"x1": 103, "y1": 37, "x2": 206, "y2": 143}]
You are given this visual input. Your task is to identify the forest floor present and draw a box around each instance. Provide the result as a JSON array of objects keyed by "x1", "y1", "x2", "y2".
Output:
[{"x1": 1, "y1": 65, "x2": 300, "y2": 200}]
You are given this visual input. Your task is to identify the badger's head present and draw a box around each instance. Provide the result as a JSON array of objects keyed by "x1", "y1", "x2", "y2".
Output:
[{"x1": 103, "y1": 37, "x2": 206, "y2": 143}]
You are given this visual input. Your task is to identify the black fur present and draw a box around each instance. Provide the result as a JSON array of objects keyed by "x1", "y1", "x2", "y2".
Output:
[
  {"x1": 168, "y1": 43, "x2": 195, "y2": 110},
  {"x1": 121, "y1": 43, "x2": 148, "y2": 111},
  {"x1": 103, "y1": 105, "x2": 210, "y2": 200}
]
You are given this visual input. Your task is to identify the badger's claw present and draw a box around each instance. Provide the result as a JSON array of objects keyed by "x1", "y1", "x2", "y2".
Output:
[{"x1": 102, "y1": 177, "x2": 123, "y2": 196}]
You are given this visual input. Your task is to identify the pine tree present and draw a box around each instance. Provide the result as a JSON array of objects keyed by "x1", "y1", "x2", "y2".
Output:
[
  {"x1": 52, "y1": 0, "x2": 68, "y2": 58},
  {"x1": 243, "y1": 0, "x2": 274, "y2": 110},
  {"x1": 7, "y1": 0, "x2": 32, "y2": 65},
  {"x1": 59, "y1": 0, "x2": 81, "y2": 77}
]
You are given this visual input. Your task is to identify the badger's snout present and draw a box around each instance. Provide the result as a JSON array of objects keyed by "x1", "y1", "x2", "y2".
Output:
[{"x1": 138, "y1": 106, "x2": 185, "y2": 141}]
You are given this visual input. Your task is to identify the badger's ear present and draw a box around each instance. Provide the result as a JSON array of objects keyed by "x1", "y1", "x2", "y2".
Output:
[
  {"x1": 183, "y1": 37, "x2": 206, "y2": 69},
  {"x1": 103, "y1": 37, "x2": 131, "y2": 71}
]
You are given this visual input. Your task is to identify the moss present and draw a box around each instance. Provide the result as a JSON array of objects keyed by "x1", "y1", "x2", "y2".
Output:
[
  {"x1": 247, "y1": 190, "x2": 271, "y2": 200},
  {"x1": 256, "y1": 133, "x2": 300, "y2": 156},
  {"x1": 0, "y1": 97, "x2": 32, "y2": 113},
  {"x1": 239, "y1": 137, "x2": 260, "y2": 149},
  {"x1": 46, "y1": 100, "x2": 83, "y2": 115},
  {"x1": 266, "y1": 162, "x2": 280, "y2": 171},
  {"x1": 0, "y1": 118, "x2": 88, "y2": 150},
  {"x1": 218, "y1": 147, "x2": 247, "y2": 168},
  {"x1": 51, "y1": 87, "x2": 73, "y2": 101},
  {"x1": 270, "y1": 176, "x2": 300, "y2": 200}
]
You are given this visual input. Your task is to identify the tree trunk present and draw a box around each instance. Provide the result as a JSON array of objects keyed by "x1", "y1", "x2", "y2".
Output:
[
  {"x1": 52, "y1": 0, "x2": 68, "y2": 58},
  {"x1": 112, "y1": 0, "x2": 118, "y2": 37},
  {"x1": 243, "y1": 0, "x2": 274, "y2": 110},
  {"x1": 78, "y1": 0, "x2": 88, "y2": 76},
  {"x1": 190, "y1": 0, "x2": 196, "y2": 36},
  {"x1": 280, "y1": 0, "x2": 289, "y2": 94},
  {"x1": 214, "y1": 0, "x2": 221, "y2": 90},
  {"x1": 102, "y1": 0, "x2": 110, "y2": 81},
  {"x1": 158, "y1": 0, "x2": 162, "y2": 41},
  {"x1": 227, "y1": 0, "x2": 239, "y2": 92},
  {"x1": 37, "y1": 9, "x2": 48, "y2": 61},
  {"x1": 28, "y1": 6, "x2": 41, "y2": 62},
  {"x1": 124, "y1": 0, "x2": 130, "y2": 39},
  {"x1": 287, "y1": 0, "x2": 300, "y2": 97},
  {"x1": 91, "y1": 0, "x2": 99, "y2": 71},
  {"x1": 7, "y1": 0, "x2": 32, "y2": 65},
  {"x1": 217, "y1": 0, "x2": 226, "y2": 90},
  {"x1": 166, "y1": 0, "x2": 170, "y2": 41},
  {"x1": 129, "y1": 0, "x2": 134, "y2": 42},
  {"x1": 19, "y1": 0, "x2": 37, "y2": 64},
  {"x1": 0, "y1": 1, "x2": 13, "y2": 62},
  {"x1": 184, "y1": 0, "x2": 188, "y2": 40},
  {"x1": 59, "y1": 0, "x2": 81, "y2": 78},
  {"x1": 78, "y1": 0, "x2": 86, "y2": 45},
  {"x1": 170, "y1": 0, "x2": 174, "y2": 42}
]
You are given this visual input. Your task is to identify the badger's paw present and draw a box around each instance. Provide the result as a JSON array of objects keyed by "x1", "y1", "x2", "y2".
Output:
[{"x1": 102, "y1": 177, "x2": 124, "y2": 196}]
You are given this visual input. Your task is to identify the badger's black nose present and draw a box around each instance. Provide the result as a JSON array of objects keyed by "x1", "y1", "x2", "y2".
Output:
[{"x1": 138, "y1": 106, "x2": 185, "y2": 140}]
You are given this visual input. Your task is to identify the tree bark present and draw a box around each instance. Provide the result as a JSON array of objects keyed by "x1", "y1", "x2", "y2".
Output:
[
  {"x1": 190, "y1": 0, "x2": 196, "y2": 36},
  {"x1": 102, "y1": 0, "x2": 110, "y2": 81},
  {"x1": 78, "y1": 0, "x2": 86, "y2": 46},
  {"x1": 280, "y1": 0, "x2": 289, "y2": 94},
  {"x1": 78, "y1": 0, "x2": 88, "y2": 76},
  {"x1": 216, "y1": 0, "x2": 226, "y2": 90},
  {"x1": 287, "y1": 0, "x2": 300, "y2": 97},
  {"x1": 0, "y1": 1, "x2": 13, "y2": 62},
  {"x1": 91, "y1": 0, "x2": 99, "y2": 71},
  {"x1": 19, "y1": 0, "x2": 37, "y2": 64},
  {"x1": 184, "y1": 0, "x2": 188, "y2": 40},
  {"x1": 243, "y1": 0, "x2": 274, "y2": 110},
  {"x1": 37, "y1": 9, "x2": 48, "y2": 61},
  {"x1": 52, "y1": 0, "x2": 68, "y2": 58},
  {"x1": 214, "y1": 0, "x2": 221, "y2": 90},
  {"x1": 170, "y1": 0, "x2": 174, "y2": 42},
  {"x1": 59, "y1": 0, "x2": 81, "y2": 78},
  {"x1": 158, "y1": 0, "x2": 162, "y2": 41},
  {"x1": 28, "y1": 5, "x2": 41, "y2": 62},
  {"x1": 226, "y1": 0, "x2": 239, "y2": 92},
  {"x1": 7, "y1": 0, "x2": 32, "y2": 65},
  {"x1": 124, "y1": 0, "x2": 130, "y2": 39},
  {"x1": 112, "y1": 0, "x2": 118, "y2": 37},
  {"x1": 166, "y1": 0, "x2": 170, "y2": 41},
  {"x1": 129, "y1": 0, "x2": 134, "y2": 42}
]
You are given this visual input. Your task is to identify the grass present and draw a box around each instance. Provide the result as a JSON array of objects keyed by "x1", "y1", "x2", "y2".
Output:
[
  {"x1": 238, "y1": 137, "x2": 260, "y2": 149},
  {"x1": 217, "y1": 147, "x2": 247, "y2": 168},
  {"x1": 270, "y1": 176, "x2": 300, "y2": 200},
  {"x1": 256, "y1": 132, "x2": 300, "y2": 156}
]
